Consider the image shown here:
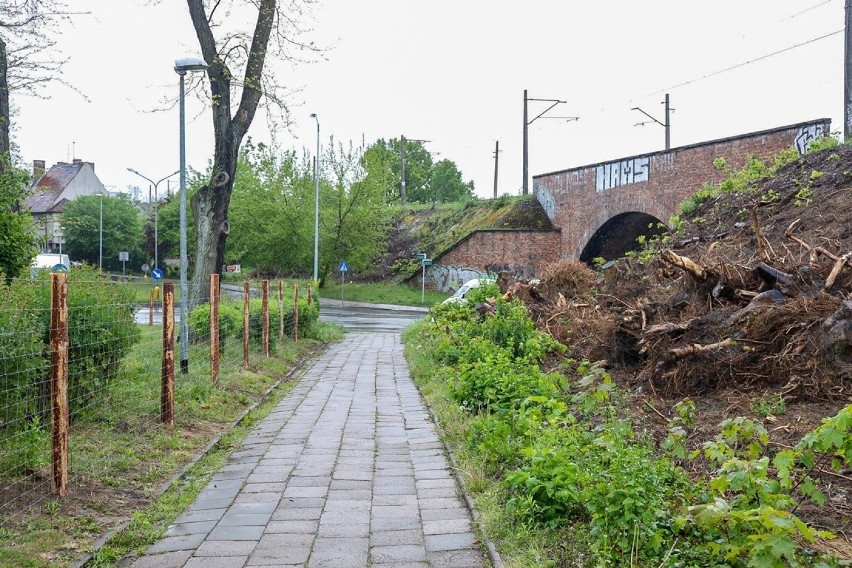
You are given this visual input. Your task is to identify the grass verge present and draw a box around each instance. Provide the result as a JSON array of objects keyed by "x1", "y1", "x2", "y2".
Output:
[
  {"x1": 401, "y1": 323, "x2": 586, "y2": 567},
  {"x1": 0, "y1": 321, "x2": 343, "y2": 567}
]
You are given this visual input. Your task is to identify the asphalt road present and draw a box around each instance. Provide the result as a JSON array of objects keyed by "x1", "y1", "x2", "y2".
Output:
[
  {"x1": 134, "y1": 297, "x2": 429, "y2": 332},
  {"x1": 318, "y1": 298, "x2": 428, "y2": 333}
]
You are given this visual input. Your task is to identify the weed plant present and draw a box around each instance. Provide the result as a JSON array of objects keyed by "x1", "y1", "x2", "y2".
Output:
[{"x1": 406, "y1": 283, "x2": 848, "y2": 567}]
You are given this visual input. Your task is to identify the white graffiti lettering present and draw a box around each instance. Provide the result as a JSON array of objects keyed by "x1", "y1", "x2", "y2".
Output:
[
  {"x1": 794, "y1": 123, "x2": 828, "y2": 155},
  {"x1": 595, "y1": 156, "x2": 650, "y2": 192}
]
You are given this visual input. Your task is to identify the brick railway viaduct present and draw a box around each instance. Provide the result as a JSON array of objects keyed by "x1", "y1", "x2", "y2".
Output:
[{"x1": 425, "y1": 119, "x2": 830, "y2": 292}]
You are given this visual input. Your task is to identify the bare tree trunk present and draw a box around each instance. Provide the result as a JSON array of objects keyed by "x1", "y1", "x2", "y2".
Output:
[
  {"x1": 0, "y1": 36, "x2": 10, "y2": 168},
  {"x1": 185, "y1": 0, "x2": 275, "y2": 308}
]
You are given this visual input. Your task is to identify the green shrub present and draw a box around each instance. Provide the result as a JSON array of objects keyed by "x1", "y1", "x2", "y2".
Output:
[
  {"x1": 188, "y1": 286, "x2": 320, "y2": 349},
  {"x1": 0, "y1": 280, "x2": 48, "y2": 429},
  {"x1": 0, "y1": 268, "x2": 140, "y2": 428}
]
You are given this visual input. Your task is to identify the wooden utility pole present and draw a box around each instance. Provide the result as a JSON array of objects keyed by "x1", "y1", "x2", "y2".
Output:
[
  {"x1": 493, "y1": 141, "x2": 500, "y2": 198},
  {"x1": 50, "y1": 274, "x2": 69, "y2": 496},
  {"x1": 261, "y1": 279, "x2": 269, "y2": 357},
  {"x1": 161, "y1": 282, "x2": 175, "y2": 425},
  {"x1": 846, "y1": 0, "x2": 852, "y2": 140},
  {"x1": 210, "y1": 274, "x2": 220, "y2": 388},
  {"x1": 243, "y1": 281, "x2": 250, "y2": 369}
]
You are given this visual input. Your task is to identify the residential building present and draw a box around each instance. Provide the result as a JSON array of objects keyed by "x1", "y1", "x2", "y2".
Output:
[{"x1": 24, "y1": 159, "x2": 107, "y2": 253}]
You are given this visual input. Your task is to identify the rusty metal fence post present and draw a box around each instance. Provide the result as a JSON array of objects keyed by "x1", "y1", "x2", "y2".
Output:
[
  {"x1": 149, "y1": 288, "x2": 154, "y2": 326},
  {"x1": 243, "y1": 281, "x2": 250, "y2": 369},
  {"x1": 161, "y1": 282, "x2": 175, "y2": 425},
  {"x1": 293, "y1": 283, "x2": 299, "y2": 342},
  {"x1": 50, "y1": 273, "x2": 69, "y2": 496},
  {"x1": 210, "y1": 274, "x2": 220, "y2": 388},
  {"x1": 262, "y1": 279, "x2": 269, "y2": 357},
  {"x1": 278, "y1": 281, "x2": 284, "y2": 344},
  {"x1": 307, "y1": 283, "x2": 312, "y2": 306}
]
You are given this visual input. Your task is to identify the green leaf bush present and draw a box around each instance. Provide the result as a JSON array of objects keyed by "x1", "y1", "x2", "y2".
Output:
[
  {"x1": 416, "y1": 281, "x2": 848, "y2": 567},
  {"x1": 188, "y1": 284, "x2": 320, "y2": 351},
  {"x1": 0, "y1": 266, "x2": 140, "y2": 428}
]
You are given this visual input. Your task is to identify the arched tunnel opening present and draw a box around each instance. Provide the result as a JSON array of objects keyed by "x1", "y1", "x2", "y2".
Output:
[{"x1": 579, "y1": 211, "x2": 669, "y2": 265}]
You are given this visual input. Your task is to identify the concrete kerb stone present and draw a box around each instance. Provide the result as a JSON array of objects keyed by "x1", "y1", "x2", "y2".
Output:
[
  {"x1": 73, "y1": 349, "x2": 322, "y2": 568},
  {"x1": 409, "y1": 380, "x2": 505, "y2": 568}
]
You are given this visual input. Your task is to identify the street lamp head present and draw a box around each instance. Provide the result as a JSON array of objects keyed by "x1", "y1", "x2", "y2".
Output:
[
  {"x1": 174, "y1": 57, "x2": 208, "y2": 75},
  {"x1": 127, "y1": 167, "x2": 139, "y2": 175},
  {"x1": 310, "y1": 113, "x2": 316, "y2": 118}
]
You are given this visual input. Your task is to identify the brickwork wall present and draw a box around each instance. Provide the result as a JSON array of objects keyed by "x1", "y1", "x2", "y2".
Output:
[
  {"x1": 534, "y1": 119, "x2": 831, "y2": 260},
  {"x1": 427, "y1": 229, "x2": 561, "y2": 291}
]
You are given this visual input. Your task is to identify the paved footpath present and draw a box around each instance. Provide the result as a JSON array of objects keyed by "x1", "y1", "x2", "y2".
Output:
[{"x1": 131, "y1": 332, "x2": 486, "y2": 568}]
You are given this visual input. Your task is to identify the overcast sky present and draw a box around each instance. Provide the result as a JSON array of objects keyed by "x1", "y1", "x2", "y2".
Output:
[{"x1": 11, "y1": 0, "x2": 846, "y2": 200}]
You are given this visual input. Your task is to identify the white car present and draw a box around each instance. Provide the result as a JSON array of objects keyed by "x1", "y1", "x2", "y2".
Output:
[{"x1": 442, "y1": 278, "x2": 493, "y2": 305}]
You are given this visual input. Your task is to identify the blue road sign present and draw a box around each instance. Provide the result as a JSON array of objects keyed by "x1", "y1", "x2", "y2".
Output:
[
  {"x1": 339, "y1": 261, "x2": 349, "y2": 273},
  {"x1": 151, "y1": 268, "x2": 164, "y2": 280},
  {"x1": 53, "y1": 264, "x2": 69, "y2": 273}
]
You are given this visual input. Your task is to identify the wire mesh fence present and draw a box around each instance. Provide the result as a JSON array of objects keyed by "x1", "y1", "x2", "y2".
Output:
[{"x1": 0, "y1": 268, "x2": 317, "y2": 515}]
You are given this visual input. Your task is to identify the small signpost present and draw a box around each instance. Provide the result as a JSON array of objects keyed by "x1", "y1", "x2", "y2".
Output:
[
  {"x1": 416, "y1": 253, "x2": 432, "y2": 304},
  {"x1": 119, "y1": 251, "x2": 129, "y2": 276},
  {"x1": 338, "y1": 261, "x2": 349, "y2": 301}
]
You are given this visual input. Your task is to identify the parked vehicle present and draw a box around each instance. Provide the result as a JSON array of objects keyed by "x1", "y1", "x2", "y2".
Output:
[
  {"x1": 442, "y1": 277, "x2": 493, "y2": 305},
  {"x1": 30, "y1": 253, "x2": 71, "y2": 277}
]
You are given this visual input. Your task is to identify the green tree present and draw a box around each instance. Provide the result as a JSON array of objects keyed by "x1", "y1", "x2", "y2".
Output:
[
  {"x1": 185, "y1": 0, "x2": 320, "y2": 308},
  {"x1": 361, "y1": 138, "x2": 474, "y2": 204},
  {"x1": 226, "y1": 140, "x2": 315, "y2": 273},
  {"x1": 361, "y1": 139, "x2": 401, "y2": 203},
  {"x1": 61, "y1": 194, "x2": 143, "y2": 272},
  {"x1": 320, "y1": 139, "x2": 390, "y2": 281},
  {"x1": 429, "y1": 159, "x2": 474, "y2": 203},
  {"x1": 0, "y1": 165, "x2": 37, "y2": 278}
]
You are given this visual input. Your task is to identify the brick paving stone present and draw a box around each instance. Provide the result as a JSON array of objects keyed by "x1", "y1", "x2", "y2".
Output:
[
  {"x1": 172, "y1": 509, "x2": 227, "y2": 524},
  {"x1": 370, "y1": 544, "x2": 428, "y2": 563},
  {"x1": 163, "y1": 520, "x2": 218, "y2": 537},
  {"x1": 264, "y1": 519, "x2": 319, "y2": 534},
  {"x1": 132, "y1": 333, "x2": 484, "y2": 568},
  {"x1": 183, "y1": 557, "x2": 247, "y2": 568},
  {"x1": 194, "y1": 540, "x2": 257, "y2": 557},
  {"x1": 371, "y1": 529, "x2": 424, "y2": 547},
  {"x1": 425, "y1": 532, "x2": 480, "y2": 552},
  {"x1": 130, "y1": 550, "x2": 193, "y2": 568},
  {"x1": 206, "y1": 525, "x2": 265, "y2": 541}
]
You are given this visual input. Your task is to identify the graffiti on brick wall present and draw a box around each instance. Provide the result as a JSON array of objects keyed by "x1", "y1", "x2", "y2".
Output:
[
  {"x1": 534, "y1": 180, "x2": 556, "y2": 221},
  {"x1": 484, "y1": 264, "x2": 536, "y2": 279},
  {"x1": 426, "y1": 265, "x2": 485, "y2": 293},
  {"x1": 795, "y1": 123, "x2": 828, "y2": 155},
  {"x1": 595, "y1": 156, "x2": 650, "y2": 192}
]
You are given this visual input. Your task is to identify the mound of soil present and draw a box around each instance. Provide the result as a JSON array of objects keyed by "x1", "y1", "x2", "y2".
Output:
[{"x1": 501, "y1": 144, "x2": 852, "y2": 554}]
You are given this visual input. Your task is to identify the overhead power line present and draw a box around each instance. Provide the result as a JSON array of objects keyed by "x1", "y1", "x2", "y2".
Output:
[
  {"x1": 646, "y1": 29, "x2": 843, "y2": 97},
  {"x1": 781, "y1": 0, "x2": 834, "y2": 21}
]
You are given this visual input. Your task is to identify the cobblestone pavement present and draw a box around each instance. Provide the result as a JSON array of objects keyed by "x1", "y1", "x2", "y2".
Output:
[{"x1": 131, "y1": 332, "x2": 486, "y2": 568}]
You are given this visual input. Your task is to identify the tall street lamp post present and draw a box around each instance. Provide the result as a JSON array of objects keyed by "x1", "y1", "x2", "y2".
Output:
[
  {"x1": 310, "y1": 113, "x2": 320, "y2": 282},
  {"x1": 174, "y1": 56, "x2": 208, "y2": 375},
  {"x1": 127, "y1": 168, "x2": 179, "y2": 272}
]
